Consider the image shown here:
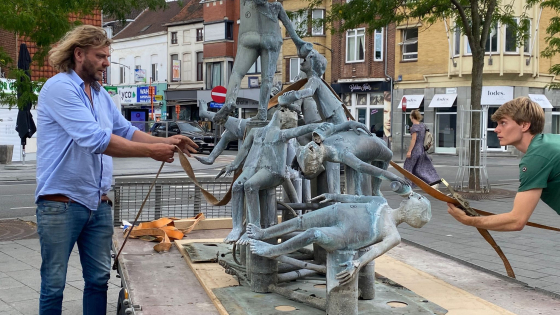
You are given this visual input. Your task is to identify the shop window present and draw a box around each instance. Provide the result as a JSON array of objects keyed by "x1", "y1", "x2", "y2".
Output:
[
  {"x1": 401, "y1": 28, "x2": 418, "y2": 60},
  {"x1": 404, "y1": 103, "x2": 424, "y2": 135},
  {"x1": 357, "y1": 94, "x2": 367, "y2": 105},
  {"x1": 171, "y1": 32, "x2": 178, "y2": 44},
  {"x1": 552, "y1": 109, "x2": 560, "y2": 134},
  {"x1": 374, "y1": 28, "x2": 383, "y2": 61},
  {"x1": 346, "y1": 28, "x2": 365, "y2": 62}
]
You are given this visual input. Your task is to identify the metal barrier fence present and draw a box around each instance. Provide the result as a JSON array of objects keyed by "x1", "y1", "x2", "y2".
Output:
[{"x1": 113, "y1": 176, "x2": 283, "y2": 226}]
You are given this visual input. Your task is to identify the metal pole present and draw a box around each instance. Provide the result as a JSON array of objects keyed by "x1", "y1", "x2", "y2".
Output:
[{"x1": 401, "y1": 112, "x2": 405, "y2": 160}]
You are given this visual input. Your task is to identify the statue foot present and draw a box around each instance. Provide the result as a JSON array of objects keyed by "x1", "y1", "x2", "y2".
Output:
[
  {"x1": 194, "y1": 155, "x2": 214, "y2": 165},
  {"x1": 249, "y1": 239, "x2": 273, "y2": 257},
  {"x1": 236, "y1": 233, "x2": 251, "y2": 245},
  {"x1": 224, "y1": 228, "x2": 243, "y2": 244},
  {"x1": 372, "y1": 189, "x2": 384, "y2": 197},
  {"x1": 246, "y1": 223, "x2": 266, "y2": 240}
]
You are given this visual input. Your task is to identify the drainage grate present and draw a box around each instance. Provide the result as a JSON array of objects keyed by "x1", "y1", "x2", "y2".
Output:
[{"x1": 0, "y1": 219, "x2": 38, "y2": 241}]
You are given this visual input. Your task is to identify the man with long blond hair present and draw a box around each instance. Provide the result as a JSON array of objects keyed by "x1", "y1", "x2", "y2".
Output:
[
  {"x1": 35, "y1": 25, "x2": 198, "y2": 314},
  {"x1": 448, "y1": 97, "x2": 560, "y2": 231}
]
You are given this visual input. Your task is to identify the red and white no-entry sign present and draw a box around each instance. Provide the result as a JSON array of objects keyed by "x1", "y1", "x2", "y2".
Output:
[{"x1": 211, "y1": 86, "x2": 227, "y2": 103}]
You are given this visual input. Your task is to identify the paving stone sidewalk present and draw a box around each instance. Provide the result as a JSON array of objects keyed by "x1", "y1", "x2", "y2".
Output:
[
  {"x1": 0, "y1": 231, "x2": 120, "y2": 314},
  {"x1": 385, "y1": 182, "x2": 560, "y2": 297}
]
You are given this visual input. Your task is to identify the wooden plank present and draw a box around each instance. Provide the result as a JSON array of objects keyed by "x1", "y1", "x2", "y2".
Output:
[
  {"x1": 175, "y1": 239, "x2": 239, "y2": 315},
  {"x1": 174, "y1": 216, "x2": 284, "y2": 231},
  {"x1": 174, "y1": 218, "x2": 233, "y2": 230}
]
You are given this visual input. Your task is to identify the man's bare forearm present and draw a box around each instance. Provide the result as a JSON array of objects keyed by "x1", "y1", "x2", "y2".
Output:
[
  {"x1": 104, "y1": 134, "x2": 152, "y2": 157},
  {"x1": 131, "y1": 130, "x2": 170, "y2": 144}
]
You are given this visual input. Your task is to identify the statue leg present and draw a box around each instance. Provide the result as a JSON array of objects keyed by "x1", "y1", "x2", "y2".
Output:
[
  {"x1": 247, "y1": 204, "x2": 339, "y2": 240},
  {"x1": 255, "y1": 48, "x2": 281, "y2": 121},
  {"x1": 250, "y1": 227, "x2": 344, "y2": 257},
  {"x1": 195, "y1": 130, "x2": 237, "y2": 165},
  {"x1": 214, "y1": 46, "x2": 259, "y2": 124},
  {"x1": 237, "y1": 169, "x2": 283, "y2": 245},
  {"x1": 370, "y1": 161, "x2": 387, "y2": 196},
  {"x1": 224, "y1": 168, "x2": 257, "y2": 244}
]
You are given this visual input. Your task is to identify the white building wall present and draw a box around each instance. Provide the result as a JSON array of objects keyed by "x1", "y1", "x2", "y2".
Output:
[
  {"x1": 168, "y1": 22, "x2": 204, "y2": 89},
  {"x1": 109, "y1": 32, "x2": 168, "y2": 85}
]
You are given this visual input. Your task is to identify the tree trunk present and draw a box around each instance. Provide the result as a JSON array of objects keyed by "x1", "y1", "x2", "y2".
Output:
[{"x1": 468, "y1": 50, "x2": 485, "y2": 191}]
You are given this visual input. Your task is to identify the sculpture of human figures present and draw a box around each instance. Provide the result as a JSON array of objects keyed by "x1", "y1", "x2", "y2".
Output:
[
  {"x1": 247, "y1": 192, "x2": 431, "y2": 285},
  {"x1": 195, "y1": 100, "x2": 248, "y2": 165},
  {"x1": 217, "y1": 107, "x2": 370, "y2": 244},
  {"x1": 294, "y1": 122, "x2": 411, "y2": 196},
  {"x1": 278, "y1": 49, "x2": 346, "y2": 125},
  {"x1": 212, "y1": 0, "x2": 313, "y2": 125}
]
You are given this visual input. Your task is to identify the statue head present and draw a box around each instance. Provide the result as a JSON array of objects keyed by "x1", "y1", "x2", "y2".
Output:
[
  {"x1": 271, "y1": 106, "x2": 298, "y2": 129},
  {"x1": 399, "y1": 192, "x2": 431, "y2": 228},
  {"x1": 296, "y1": 141, "x2": 325, "y2": 179},
  {"x1": 300, "y1": 49, "x2": 327, "y2": 77}
]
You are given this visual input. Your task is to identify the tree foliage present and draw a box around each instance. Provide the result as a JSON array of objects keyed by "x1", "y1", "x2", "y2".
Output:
[{"x1": 0, "y1": 0, "x2": 170, "y2": 109}]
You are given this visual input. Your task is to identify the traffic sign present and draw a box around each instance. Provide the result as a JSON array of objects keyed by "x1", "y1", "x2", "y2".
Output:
[
  {"x1": 211, "y1": 86, "x2": 227, "y2": 103},
  {"x1": 402, "y1": 97, "x2": 407, "y2": 112}
]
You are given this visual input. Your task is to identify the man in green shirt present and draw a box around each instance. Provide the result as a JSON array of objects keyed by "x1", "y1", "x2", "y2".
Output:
[{"x1": 448, "y1": 97, "x2": 560, "y2": 231}]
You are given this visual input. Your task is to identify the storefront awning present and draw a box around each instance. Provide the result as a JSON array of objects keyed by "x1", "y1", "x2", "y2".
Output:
[
  {"x1": 398, "y1": 95, "x2": 424, "y2": 109},
  {"x1": 429, "y1": 94, "x2": 457, "y2": 108},
  {"x1": 528, "y1": 94, "x2": 553, "y2": 108}
]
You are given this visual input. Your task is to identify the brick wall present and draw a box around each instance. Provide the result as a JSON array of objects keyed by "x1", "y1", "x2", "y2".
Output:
[
  {"x1": 330, "y1": 5, "x2": 396, "y2": 82},
  {"x1": 17, "y1": 12, "x2": 102, "y2": 81},
  {"x1": 0, "y1": 29, "x2": 17, "y2": 75},
  {"x1": 203, "y1": 0, "x2": 238, "y2": 58}
]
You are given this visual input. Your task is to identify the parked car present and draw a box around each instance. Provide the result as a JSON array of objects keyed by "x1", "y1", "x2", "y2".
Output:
[{"x1": 151, "y1": 121, "x2": 217, "y2": 153}]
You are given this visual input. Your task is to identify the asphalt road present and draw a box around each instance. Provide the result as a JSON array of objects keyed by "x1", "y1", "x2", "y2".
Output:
[{"x1": 0, "y1": 153, "x2": 522, "y2": 220}]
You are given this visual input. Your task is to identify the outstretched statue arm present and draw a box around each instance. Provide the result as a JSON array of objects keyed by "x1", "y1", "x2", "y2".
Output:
[
  {"x1": 277, "y1": 8, "x2": 313, "y2": 57},
  {"x1": 278, "y1": 81, "x2": 318, "y2": 106},
  {"x1": 336, "y1": 231, "x2": 401, "y2": 286},
  {"x1": 310, "y1": 193, "x2": 378, "y2": 204},
  {"x1": 216, "y1": 129, "x2": 256, "y2": 178},
  {"x1": 342, "y1": 152, "x2": 406, "y2": 184}
]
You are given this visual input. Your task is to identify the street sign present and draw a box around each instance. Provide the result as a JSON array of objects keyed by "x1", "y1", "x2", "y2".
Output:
[
  {"x1": 402, "y1": 97, "x2": 407, "y2": 112},
  {"x1": 211, "y1": 86, "x2": 227, "y2": 103},
  {"x1": 209, "y1": 101, "x2": 224, "y2": 109}
]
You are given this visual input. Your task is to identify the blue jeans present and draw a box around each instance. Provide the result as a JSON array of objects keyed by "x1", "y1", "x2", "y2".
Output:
[{"x1": 36, "y1": 199, "x2": 113, "y2": 315}]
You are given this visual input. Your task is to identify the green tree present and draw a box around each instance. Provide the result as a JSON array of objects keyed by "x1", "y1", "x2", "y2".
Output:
[
  {"x1": 0, "y1": 0, "x2": 170, "y2": 110},
  {"x1": 311, "y1": 0, "x2": 543, "y2": 192},
  {"x1": 541, "y1": 0, "x2": 560, "y2": 89}
]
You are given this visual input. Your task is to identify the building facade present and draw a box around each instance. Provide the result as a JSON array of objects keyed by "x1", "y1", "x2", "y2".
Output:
[
  {"x1": 164, "y1": 0, "x2": 205, "y2": 121},
  {"x1": 392, "y1": 3, "x2": 560, "y2": 157},
  {"x1": 107, "y1": 3, "x2": 186, "y2": 122},
  {"x1": 329, "y1": 0, "x2": 397, "y2": 142}
]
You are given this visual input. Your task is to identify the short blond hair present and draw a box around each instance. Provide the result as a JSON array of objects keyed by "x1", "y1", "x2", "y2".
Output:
[
  {"x1": 48, "y1": 25, "x2": 112, "y2": 73},
  {"x1": 491, "y1": 97, "x2": 544, "y2": 135},
  {"x1": 410, "y1": 109, "x2": 423, "y2": 121}
]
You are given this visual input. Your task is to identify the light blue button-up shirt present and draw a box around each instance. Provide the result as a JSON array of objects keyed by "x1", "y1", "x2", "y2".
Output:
[{"x1": 35, "y1": 70, "x2": 138, "y2": 210}]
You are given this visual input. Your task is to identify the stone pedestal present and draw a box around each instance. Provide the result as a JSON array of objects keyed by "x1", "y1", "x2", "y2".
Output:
[{"x1": 0, "y1": 145, "x2": 14, "y2": 164}]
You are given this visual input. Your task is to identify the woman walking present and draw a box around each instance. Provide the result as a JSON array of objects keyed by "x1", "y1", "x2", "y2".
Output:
[{"x1": 404, "y1": 110, "x2": 441, "y2": 189}]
